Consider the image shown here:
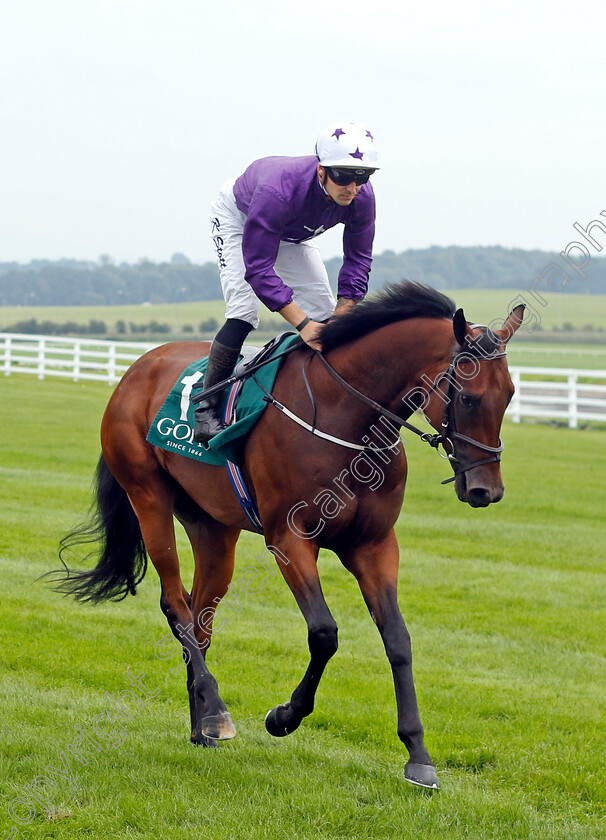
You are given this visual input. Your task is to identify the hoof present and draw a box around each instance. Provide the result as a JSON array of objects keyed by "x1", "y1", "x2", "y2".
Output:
[
  {"x1": 200, "y1": 711, "x2": 237, "y2": 741},
  {"x1": 191, "y1": 731, "x2": 219, "y2": 748},
  {"x1": 265, "y1": 704, "x2": 297, "y2": 737},
  {"x1": 405, "y1": 762, "x2": 440, "y2": 790}
]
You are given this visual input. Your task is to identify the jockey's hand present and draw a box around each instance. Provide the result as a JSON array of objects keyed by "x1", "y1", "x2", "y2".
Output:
[
  {"x1": 277, "y1": 302, "x2": 323, "y2": 350},
  {"x1": 299, "y1": 319, "x2": 323, "y2": 351}
]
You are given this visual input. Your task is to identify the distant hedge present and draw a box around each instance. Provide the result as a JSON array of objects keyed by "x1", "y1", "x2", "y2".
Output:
[{"x1": 4, "y1": 317, "x2": 220, "y2": 337}]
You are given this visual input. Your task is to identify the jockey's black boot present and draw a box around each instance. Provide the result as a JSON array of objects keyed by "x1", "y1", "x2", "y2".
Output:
[{"x1": 193, "y1": 340, "x2": 240, "y2": 444}]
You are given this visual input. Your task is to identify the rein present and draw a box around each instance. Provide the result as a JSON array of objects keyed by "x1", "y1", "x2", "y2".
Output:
[
  {"x1": 259, "y1": 344, "x2": 508, "y2": 481},
  {"x1": 314, "y1": 351, "x2": 442, "y2": 444},
  {"x1": 253, "y1": 370, "x2": 402, "y2": 454},
  {"x1": 191, "y1": 336, "x2": 302, "y2": 405},
  {"x1": 191, "y1": 329, "x2": 508, "y2": 482}
]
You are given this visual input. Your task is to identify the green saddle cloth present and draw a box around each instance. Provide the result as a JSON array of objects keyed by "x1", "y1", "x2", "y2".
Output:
[{"x1": 146, "y1": 334, "x2": 299, "y2": 466}]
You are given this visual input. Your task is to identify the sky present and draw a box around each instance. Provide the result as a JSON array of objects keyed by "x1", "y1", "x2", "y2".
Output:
[{"x1": 1, "y1": 0, "x2": 605, "y2": 266}]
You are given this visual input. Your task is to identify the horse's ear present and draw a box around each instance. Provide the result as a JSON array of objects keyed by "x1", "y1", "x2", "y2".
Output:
[
  {"x1": 453, "y1": 308, "x2": 469, "y2": 346},
  {"x1": 496, "y1": 304, "x2": 526, "y2": 344}
]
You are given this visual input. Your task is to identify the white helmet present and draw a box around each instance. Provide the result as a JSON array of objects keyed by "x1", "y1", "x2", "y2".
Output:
[{"x1": 315, "y1": 121, "x2": 380, "y2": 170}]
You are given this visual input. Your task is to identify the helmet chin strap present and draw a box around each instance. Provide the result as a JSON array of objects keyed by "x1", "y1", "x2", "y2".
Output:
[{"x1": 317, "y1": 165, "x2": 330, "y2": 197}]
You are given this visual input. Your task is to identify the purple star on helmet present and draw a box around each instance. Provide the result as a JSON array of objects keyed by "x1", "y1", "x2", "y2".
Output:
[
  {"x1": 366, "y1": 130, "x2": 374, "y2": 141},
  {"x1": 332, "y1": 128, "x2": 346, "y2": 140},
  {"x1": 349, "y1": 147, "x2": 365, "y2": 160}
]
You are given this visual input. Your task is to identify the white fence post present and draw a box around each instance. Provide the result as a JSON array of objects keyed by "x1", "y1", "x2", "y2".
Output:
[
  {"x1": 568, "y1": 372, "x2": 578, "y2": 429},
  {"x1": 73, "y1": 341, "x2": 81, "y2": 382},
  {"x1": 3, "y1": 335, "x2": 11, "y2": 376},
  {"x1": 510, "y1": 369, "x2": 521, "y2": 424},
  {"x1": 37, "y1": 338, "x2": 46, "y2": 380},
  {"x1": 108, "y1": 343, "x2": 117, "y2": 385}
]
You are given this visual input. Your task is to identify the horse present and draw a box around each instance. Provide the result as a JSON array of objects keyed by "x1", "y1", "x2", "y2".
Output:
[{"x1": 54, "y1": 281, "x2": 524, "y2": 790}]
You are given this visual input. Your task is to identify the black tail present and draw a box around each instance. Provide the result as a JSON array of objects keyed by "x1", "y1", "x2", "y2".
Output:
[{"x1": 49, "y1": 455, "x2": 148, "y2": 603}]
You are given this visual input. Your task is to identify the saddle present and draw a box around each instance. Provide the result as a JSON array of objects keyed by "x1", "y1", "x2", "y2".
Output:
[
  {"x1": 235, "y1": 332, "x2": 295, "y2": 376},
  {"x1": 192, "y1": 332, "x2": 299, "y2": 404}
]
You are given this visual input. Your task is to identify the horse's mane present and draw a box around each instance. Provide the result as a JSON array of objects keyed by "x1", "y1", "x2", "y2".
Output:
[{"x1": 320, "y1": 280, "x2": 456, "y2": 353}]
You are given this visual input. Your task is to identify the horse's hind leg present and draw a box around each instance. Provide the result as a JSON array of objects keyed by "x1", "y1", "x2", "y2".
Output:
[
  {"x1": 262, "y1": 534, "x2": 338, "y2": 737},
  {"x1": 124, "y1": 473, "x2": 236, "y2": 743},
  {"x1": 178, "y1": 513, "x2": 240, "y2": 744}
]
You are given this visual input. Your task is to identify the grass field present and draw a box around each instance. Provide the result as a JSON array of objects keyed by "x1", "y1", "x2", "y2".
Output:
[
  {"x1": 2, "y1": 289, "x2": 606, "y2": 333},
  {"x1": 0, "y1": 374, "x2": 605, "y2": 839},
  {"x1": 3, "y1": 292, "x2": 606, "y2": 371},
  {"x1": 445, "y1": 289, "x2": 606, "y2": 334},
  {"x1": 504, "y1": 343, "x2": 606, "y2": 370}
]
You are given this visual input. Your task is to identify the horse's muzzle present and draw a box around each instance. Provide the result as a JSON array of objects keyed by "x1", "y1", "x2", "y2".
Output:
[{"x1": 455, "y1": 472, "x2": 504, "y2": 507}]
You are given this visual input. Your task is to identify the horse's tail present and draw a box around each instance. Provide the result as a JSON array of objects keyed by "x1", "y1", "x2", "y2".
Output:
[{"x1": 50, "y1": 454, "x2": 148, "y2": 603}]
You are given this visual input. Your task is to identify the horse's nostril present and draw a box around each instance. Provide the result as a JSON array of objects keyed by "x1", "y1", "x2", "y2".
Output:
[{"x1": 467, "y1": 488, "x2": 492, "y2": 508}]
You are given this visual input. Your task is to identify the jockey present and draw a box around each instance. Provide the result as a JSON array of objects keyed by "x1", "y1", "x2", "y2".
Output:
[{"x1": 194, "y1": 120, "x2": 379, "y2": 443}]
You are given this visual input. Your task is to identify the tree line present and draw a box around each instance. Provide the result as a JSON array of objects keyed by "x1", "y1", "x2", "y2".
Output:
[
  {"x1": 1, "y1": 246, "x2": 604, "y2": 307},
  {"x1": 0, "y1": 255, "x2": 221, "y2": 307}
]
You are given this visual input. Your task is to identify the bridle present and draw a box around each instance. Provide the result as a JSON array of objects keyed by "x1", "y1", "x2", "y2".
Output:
[
  {"x1": 416, "y1": 348, "x2": 506, "y2": 484},
  {"x1": 257, "y1": 339, "x2": 507, "y2": 484}
]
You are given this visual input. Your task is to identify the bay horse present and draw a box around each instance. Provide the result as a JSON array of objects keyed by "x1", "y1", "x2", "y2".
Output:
[{"x1": 55, "y1": 281, "x2": 523, "y2": 790}]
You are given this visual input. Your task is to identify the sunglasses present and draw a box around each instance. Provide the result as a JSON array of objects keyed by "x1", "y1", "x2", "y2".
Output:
[{"x1": 326, "y1": 167, "x2": 375, "y2": 186}]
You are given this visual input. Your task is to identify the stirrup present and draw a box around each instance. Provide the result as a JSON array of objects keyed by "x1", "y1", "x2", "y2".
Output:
[{"x1": 193, "y1": 408, "x2": 229, "y2": 444}]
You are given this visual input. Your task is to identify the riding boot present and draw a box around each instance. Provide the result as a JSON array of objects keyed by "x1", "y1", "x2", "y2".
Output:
[{"x1": 193, "y1": 340, "x2": 241, "y2": 443}]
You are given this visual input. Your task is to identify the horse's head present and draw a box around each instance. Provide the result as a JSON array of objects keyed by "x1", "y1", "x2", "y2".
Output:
[{"x1": 422, "y1": 305, "x2": 524, "y2": 508}]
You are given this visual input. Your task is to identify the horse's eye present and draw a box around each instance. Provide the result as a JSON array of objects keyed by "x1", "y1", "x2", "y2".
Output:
[{"x1": 460, "y1": 394, "x2": 478, "y2": 408}]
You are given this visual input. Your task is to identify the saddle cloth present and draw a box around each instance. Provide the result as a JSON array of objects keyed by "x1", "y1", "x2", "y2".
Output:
[{"x1": 146, "y1": 333, "x2": 299, "y2": 468}]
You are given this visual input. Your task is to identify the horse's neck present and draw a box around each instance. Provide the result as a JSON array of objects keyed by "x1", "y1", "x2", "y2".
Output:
[{"x1": 327, "y1": 319, "x2": 454, "y2": 409}]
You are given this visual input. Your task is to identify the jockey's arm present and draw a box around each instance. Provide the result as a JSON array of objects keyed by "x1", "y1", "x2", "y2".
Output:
[{"x1": 334, "y1": 297, "x2": 356, "y2": 315}]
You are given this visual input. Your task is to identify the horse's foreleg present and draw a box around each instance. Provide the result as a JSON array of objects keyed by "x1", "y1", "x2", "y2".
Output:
[
  {"x1": 180, "y1": 515, "x2": 240, "y2": 743},
  {"x1": 342, "y1": 530, "x2": 439, "y2": 789},
  {"x1": 263, "y1": 537, "x2": 338, "y2": 737},
  {"x1": 128, "y1": 488, "x2": 236, "y2": 744}
]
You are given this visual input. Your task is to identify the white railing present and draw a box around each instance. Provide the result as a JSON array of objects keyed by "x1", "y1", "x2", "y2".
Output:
[
  {"x1": 507, "y1": 366, "x2": 606, "y2": 428},
  {"x1": 0, "y1": 333, "x2": 157, "y2": 386},
  {"x1": 2, "y1": 333, "x2": 606, "y2": 428}
]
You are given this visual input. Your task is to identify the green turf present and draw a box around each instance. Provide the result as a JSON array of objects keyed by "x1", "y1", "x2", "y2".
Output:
[
  {"x1": 2, "y1": 289, "x2": 606, "y2": 333},
  {"x1": 3, "y1": 296, "x2": 606, "y2": 370},
  {"x1": 0, "y1": 299, "x2": 240, "y2": 331},
  {"x1": 0, "y1": 375, "x2": 604, "y2": 839},
  {"x1": 446, "y1": 289, "x2": 606, "y2": 333},
  {"x1": 505, "y1": 343, "x2": 606, "y2": 370}
]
